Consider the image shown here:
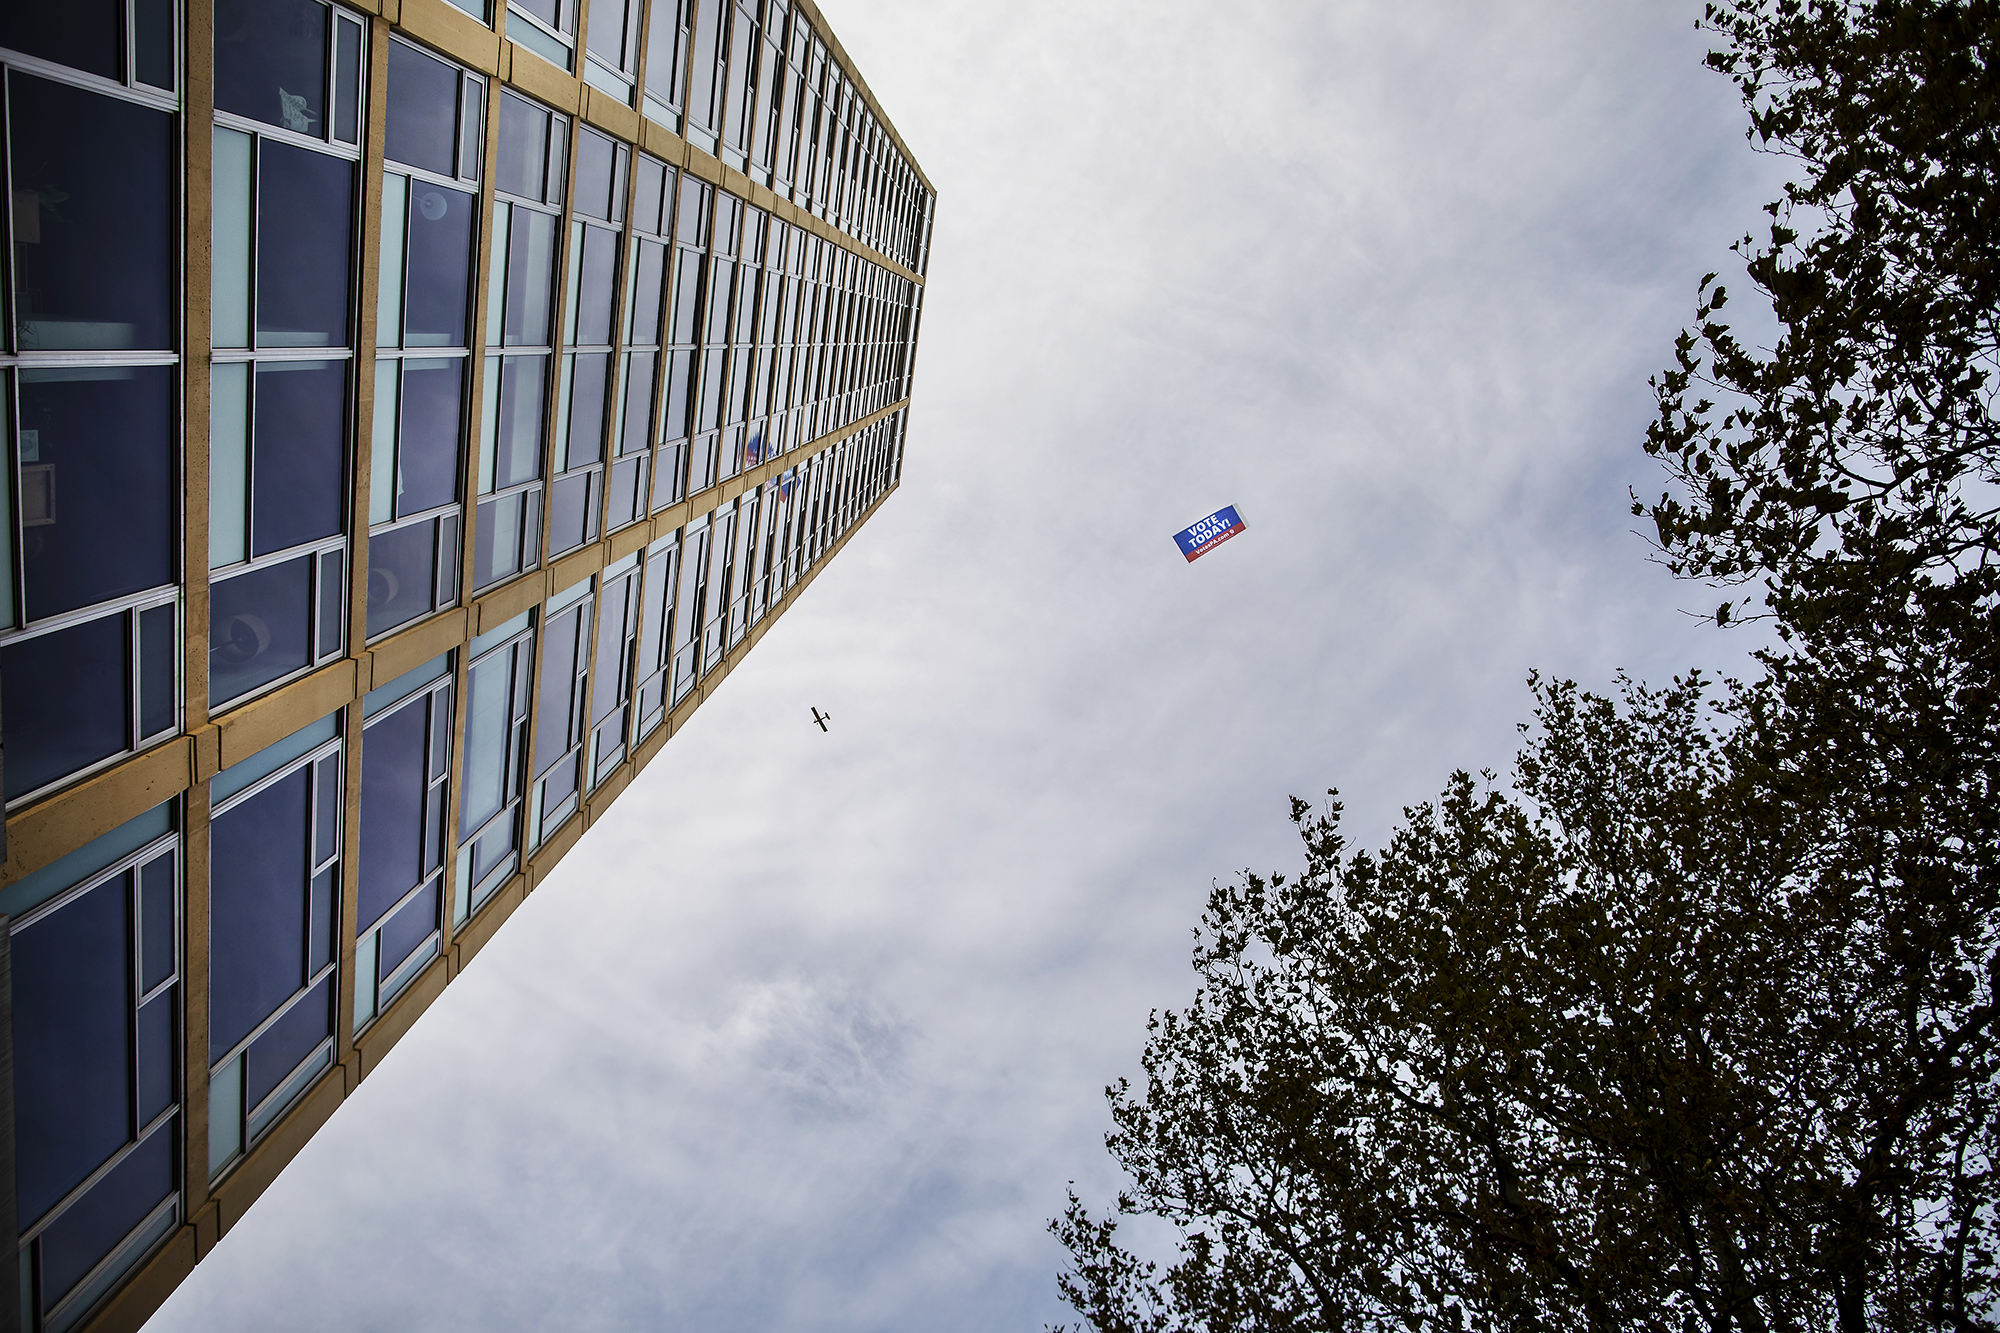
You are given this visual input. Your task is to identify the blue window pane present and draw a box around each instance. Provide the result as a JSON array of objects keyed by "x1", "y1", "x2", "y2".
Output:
[
  {"x1": 379, "y1": 878, "x2": 440, "y2": 975},
  {"x1": 575, "y1": 226, "x2": 618, "y2": 345},
  {"x1": 496, "y1": 355, "x2": 546, "y2": 488},
  {"x1": 1, "y1": 615, "x2": 127, "y2": 801},
  {"x1": 136, "y1": 992, "x2": 176, "y2": 1126},
  {"x1": 386, "y1": 41, "x2": 459, "y2": 176},
  {"x1": 318, "y1": 548, "x2": 346, "y2": 658},
  {"x1": 622, "y1": 352, "x2": 656, "y2": 454},
  {"x1": 366, "y1": 520, "x2": 438, "y2": 638},
  {"x1": 12, "y1": 875, "x2": 131, "y2": 1227},
  {"x1": 314, "y1": 754, "x2": 341, "y2": 865},
  {"x1": 36, "y1": 1127, "x2": 173, "y2": 1318},
  {"x1": 630, "y1": 241, "x2": 665, "y2": 345},
  {"x1": 334, "y1": 18, "x2": 361, "y2": 143},
  {"x1": 253, "y1": 360, "x2": 347, "y2": 554},
  {"x1": 216, "y1": 0, "x2": 328, "y2": 134},
  {"x1": 17, "y1": 365, "x2": 174, "y2": 620},
  {"x1": 359, "y1": 700, "x2": 427, "y2": 930},
  {"x1": 397, "y1": 359, "x2": 463, "y2": 513},
  {"x1": 0, "y1": 3, "x2": 120, "y2": 80},
  {"x1": 209, "y1": 767, "x2": 310, "y2": 1060},
  {"x1": 566, "y1": 352, "x2": 609, "y2": 470},
  {"x1": 309, "y1": 867, "x2": 336, "y2": 974},
  {"x1": 575, "y1": 130, "x2": 617, "y2": 222},
  {"x1": 244, "y1": 977, "x2": 331, "y2": 1110},
  {"x1": 404, "y1": 185, "x2": 475, "y2": 347},
  {"x1": 534, "y1": 607, "x2": 581, "y2": 775},
  {"x1": 140, "y1": 853, "x2": 177, "y2": 992},
  {"x1": 633, "y1": 157, "x2": 666, "y2": 236},
  {"x1": 258, "y1": 141, "x2": 353, "y2": 348},
  {"x1": 431, "y1": 689, "x2": 453, "y2": 779},
  {"x1": 8, "y1": 74, "x2": 174, "y2": 351},
  {"x1": 138, "y1": 604, "x2": 176, "y2": 739},
  {"x1": 210, "y1": 556, "x2": 314, "y2": 706},
  {"x1": 663, "y1": 349, "x2": 695, "y2": 439},
  {"x1": 547, "y1": 470, "x2": 593, "y2": 557},
  {"x1": 496, "y1": 93, "x2": 548, "y2": 201},
  {"x1": 504, "y1": 212, "x2": 556, "y2": 347},
  {"x1": 670, "y1": 255, "x2": 703, "y2": 345}
]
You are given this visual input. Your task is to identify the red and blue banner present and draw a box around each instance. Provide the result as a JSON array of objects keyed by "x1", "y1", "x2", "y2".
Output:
[{"x1": 1173, "y1": 505, "x2": 1246, "y2": 562}]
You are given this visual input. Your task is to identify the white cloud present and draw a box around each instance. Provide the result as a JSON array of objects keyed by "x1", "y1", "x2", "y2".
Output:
[{"x1": 148, "y1": 2, "x2": 1798, "y2": 1329}]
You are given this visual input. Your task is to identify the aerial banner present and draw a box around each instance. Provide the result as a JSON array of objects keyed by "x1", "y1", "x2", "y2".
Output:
[{"x1": 1173, "y1": 505, "x2": 1247, "y2": 563}]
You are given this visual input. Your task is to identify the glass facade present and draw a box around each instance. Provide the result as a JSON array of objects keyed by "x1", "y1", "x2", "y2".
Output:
[{"x1": 0, "y1": 3, "x2": 926, "y2": 1330}]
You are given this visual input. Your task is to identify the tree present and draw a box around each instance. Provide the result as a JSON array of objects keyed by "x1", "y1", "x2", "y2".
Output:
[
  {"x1": 1055, "y1": 674, "x2": 2000, "y2": 1331},
  {"x1": 1054, "y1": 2, "x2": 2000, "y2": 1329}
]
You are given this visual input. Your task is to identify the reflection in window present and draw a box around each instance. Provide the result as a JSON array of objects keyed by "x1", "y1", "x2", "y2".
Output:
[
  {"x1": 210, "y1": 550, "x2": 344, "y2": 706},
  {"x1": 9, "y1": 805, "x2": 181, "y2": 1333},
  {"x1": 208, "y1": 715, "x2": 342, "y2": 1180}
]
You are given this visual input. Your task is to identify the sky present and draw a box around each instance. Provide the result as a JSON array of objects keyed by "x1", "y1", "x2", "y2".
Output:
[{"x1": 149, "y1": 2, "x2": 1797, "y2": 1329}]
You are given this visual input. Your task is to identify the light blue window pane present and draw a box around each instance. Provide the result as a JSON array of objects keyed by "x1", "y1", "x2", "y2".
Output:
[
  {"x1": 469, "y1": 610, "x2": 529, "y2": 659},
  {"x1": 212, "y1": 128, "x2": 253, "y2": 348},
  {"x1": 354, "y1": 931, "x2": 378, "y2": 1027},
  {"x1": 208, "y1": 1056, "x2": 243, "y2": 1177},
  {"x1": 479, "y1": 354, "x2": 501, "y2": 492},
  {"x1": 0, "y1": 802, "x2": 173, "y2": 920},
  {"x1": 371, "y1": 359, "x2": 399, "y2": 527},
  {"x1": 209, "y1": 362, "x2": 250, "y2": 568},
  {"x1": 377, "y1": 174, "x2": 407, "y2": 348},
  {"x1": 362, "y1": 652, "x2": 450, "y2": 718},
  {"x1": 211, "y1": 713, "x2": 339, "y2": 805},
  {"x1": 485, "y1": 203, "x2": 509, "y2": 349},
  {"x1": 508, "y1": 17, "x2": 572, "y2": 72}
]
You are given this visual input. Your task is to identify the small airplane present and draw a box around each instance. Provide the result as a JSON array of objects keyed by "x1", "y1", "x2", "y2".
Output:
[{"x1": 811, "y1": 707, "x2": 831, "y2": 732}]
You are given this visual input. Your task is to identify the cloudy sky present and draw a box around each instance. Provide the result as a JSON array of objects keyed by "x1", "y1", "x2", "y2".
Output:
[{"x1": 150, "y1": 2, "x2": 1795, "y2": 1328}]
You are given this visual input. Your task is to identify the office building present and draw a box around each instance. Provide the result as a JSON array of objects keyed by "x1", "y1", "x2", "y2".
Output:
[{"x1": 0, "y1": 1, "x2": 932, "y2": 1328}]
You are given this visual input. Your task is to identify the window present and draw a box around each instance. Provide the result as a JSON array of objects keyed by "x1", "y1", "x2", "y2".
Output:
[
  {"x1": 725, "y1": 481, "x2": 758, "y2": 649},
  {"x1": 655, "y1": 174, "x2": 710, "y2": 509},
  {"x1": 642, "y1": 0, "x2": 693, "y2": 133},
  {"x1": 529, "y1": 574, "x2": 592, "y2": 844},
  {"x1": 611, "y1": 152, "x2": 675, "y2": 531},
  {"x1": 356, "y1": 653, "x2": 452, "y2": 1026},
  {"x1": 456, "y1": 610, "x2": 534, "y2": 918},
  {"x1": 632, "y1": 529, "x2": 678, "y2": 739},
  {"x1": 718, "y1": 0, "x2": 759, "y2": 173},
  {"x1": 207, "y1": 713, "x2": 343, "y2": 1180},
  {"x1": 7, "y1": 801, "x2": 180, "y2": 1333},
  {"x1": 668, "y1": 512, "x2": 708, "y2": 703},
  {"x1": 683, "y1": 0, "x2": 728, "y2": 154},
  {"x1": 210, "y1": 1, "x2": 364, "y2": 709},
  {"x1": 372, "y1": 39, "x2": 483, "y2": 639},
  {"x1": 2, "y1": 38, "x2": 182, "y2": 803},
  {"x1": 509, "y1": 0, "x2": 578, "y2": 72},
  {"x1": 699, "y1": 494, "x2": 734, "y2": 676},
  {"x1": 1, "y1": 1, "x2": 178, "y2": 94},
  {"x1": 747, "y1": 0, "x2": 786, "y2": 186},
  {"x1": 476, "y1": 91, "x2": 567, "y2": 590},
  {"x1": 588, "y1": 551, "x2": 640, "y2": 786},
  {"x1": 582, "y1": 0, "x2": 639, "y2": 106},
  {"x1": 549, "y1": 127, "x2": 627, "y2": 557}
]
